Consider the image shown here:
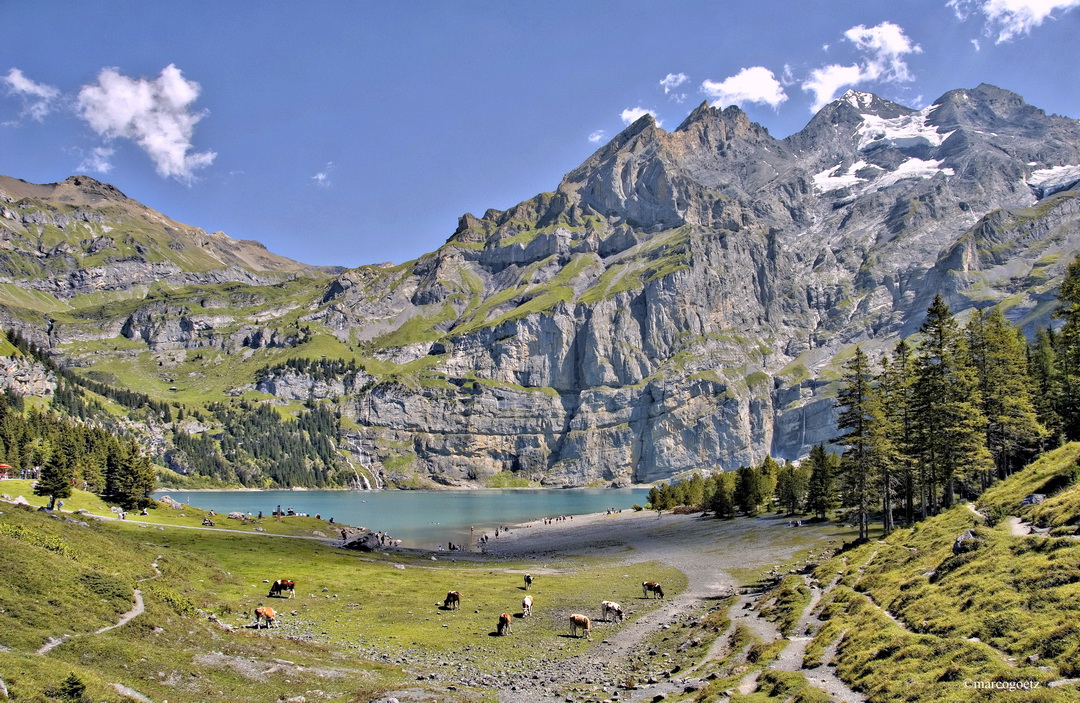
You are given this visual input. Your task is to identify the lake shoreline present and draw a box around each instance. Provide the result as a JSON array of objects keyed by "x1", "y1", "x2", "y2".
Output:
[
  {"x1": 155, "y1": 483, "x2": 659, "y2": 493},
  {"x1": 150, "y1": 485, "x2": 654, "y2": 549}
]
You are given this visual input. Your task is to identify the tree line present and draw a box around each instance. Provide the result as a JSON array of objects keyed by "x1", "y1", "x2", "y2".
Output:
[
  {"x1": 0, "y1": 389, "x2": 156, "y2": 510},
  {"x1": 170, "y1": 400, "x2": 343, "y2": 487},
  {"x1": 649, "y1": 255, "x2": 1080, "y2": 540}
]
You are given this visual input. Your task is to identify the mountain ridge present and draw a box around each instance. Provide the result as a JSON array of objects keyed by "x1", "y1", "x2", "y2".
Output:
[{"x1": 1, "y1": 83, "x2": 1079, "y2": 489}]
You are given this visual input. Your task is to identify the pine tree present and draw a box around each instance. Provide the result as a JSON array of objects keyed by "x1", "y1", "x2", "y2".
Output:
[
  {"x1": 835, "y1": 346, "x2": 890, "y2": 540},
  {"x1": 1054, "y1": 254, "x2": 1080, "y2": 440},
  {"x1": 776, "y1": 459, "x2": 810, "y2": 515},
  {"x1": 912, "y1": 295, "x2": 992, "y2": 512},
  {"x1": 966, "y1": 308, "x2": 1045, "y2": 481},
  {"x1": 759, "y1": 456, "x2": 780, "y2": 510},
  {"x1": 734, "y1": 465, "x2": 766, "y2": 516},
  {"x1": 1029, "y1": 327, "x2": 1063, "y2": 446},
  {"x1": 805, "y1": 444, "x2": 836, "y2": 520},
  {"x1": 34, "y1": 442, "x2": 72, "y2": 510},
  {"x1": 708, "y1": 472, "x2": 736, "y2": 518},
  {"x1": 880, "y1": 339, "x2": 917, "y2": 524}
]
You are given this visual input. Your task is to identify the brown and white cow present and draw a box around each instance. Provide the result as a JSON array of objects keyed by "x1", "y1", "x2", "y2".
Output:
[
  {"x1": 497, "y1": 612, "x2": 513, "y2": 636},
  {"x1": 444, "y1": 590, "x2": 461, "y2": 609},
  {"x1": 254, "y1": 606, "x2": 276, "y2": 628},
  {"x1": 522, "y1": 594, "x2": 533, "y2": 617},
  {"x1": 523, "y1": 573, "x2": 533, "y2": 590},
  {"x1": 268, "y1": 579, "x2": 295, "y2": 598},
  {"x1": 601, "y1": 600, "x2": 624, "y2": 622},
  {"x1": 642, "y1": 581, "x2": 665, "y2": 599},
  {"x1": 569, "y1": 613, "x2": 591, "y2": 639}
]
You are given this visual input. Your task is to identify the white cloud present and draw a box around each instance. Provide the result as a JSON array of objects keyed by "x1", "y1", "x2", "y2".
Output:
[
  {"x1": 312, "y1": 161, "x2": 334, "y2": 188},
  {"x1": 659, "y1": 72, "x2": 689, "y2": 94},
  {"x1": 76, "y1": 64, "x2": 216, "y2": 181},
  {"x1": 701, "y1": 66, "x2": 787, "y2": 109},
  {"x1": 844, "y1": 22, "x2": 922, "y2": 83},
  {"x1": 949, "y1": 0, "x2": 1080, "y2": 43},
  {"x1": 76, "y1": 146, "x2": 115, "y2": 174},
  {"x1": 971, "y1": 38, "x2": 982, "y2": 50},
  {"x1": 620, "y1": 107, "x2": 661, "y2": 126},
  {"x1": 780, "y1": 64, "x2": 797, "y2": 86},
  {"x1": 659, "y1": 72, "x2": 690, "y2": 101},
  {"x1": 801, "y1": 22, "x2": 921, "y2": 111},
  {"x1": 803, "y1": 64, "x2": 864, "y2": 111},
  {"x1": 2, "y1": 68, "x2": 60, "y2": 121},
  {"x1": 588, "y1": 130, "x2": 606, "y2": 143}
]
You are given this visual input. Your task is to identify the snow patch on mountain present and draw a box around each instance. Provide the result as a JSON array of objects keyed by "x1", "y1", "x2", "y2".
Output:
[
  {"x1": 842, "y1": 90, "x2": 877, "y2": 110},
  {"x1": 876, "y1": 158, "x2": 954, "y2": 189},
  {"x1": 813, "y1": 161, "x2": 869, "y2": 192},
  {"x1": 857, "y1": 106, "x2": 954, "y2": 152},
  {"x1": 1028, "y1": 164, "x2": 1080, "y2": 198}
]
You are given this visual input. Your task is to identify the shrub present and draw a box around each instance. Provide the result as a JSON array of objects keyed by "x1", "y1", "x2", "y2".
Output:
[
  {"x1": 82, "y1": 571, "x2": 130, "y2": 601},
  {"x1": 0, "y1": 522, "x2": 77, "y2": 560},
  {"x1": 44, "y1": 672, "x2": 87, "y2": 702}
]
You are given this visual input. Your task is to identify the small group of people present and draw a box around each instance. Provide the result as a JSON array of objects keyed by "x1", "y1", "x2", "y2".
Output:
[
  {"x1": 605, "y1": 508, "x2": 623, "y2": 515},
  {"x1": 540, "y1": 515, "x2": 572, "y2": 525}
]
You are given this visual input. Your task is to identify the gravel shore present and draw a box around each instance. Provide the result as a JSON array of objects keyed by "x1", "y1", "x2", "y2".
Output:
[{"x1": 468, "y1": 509, "x2": 843, "y2": 703}]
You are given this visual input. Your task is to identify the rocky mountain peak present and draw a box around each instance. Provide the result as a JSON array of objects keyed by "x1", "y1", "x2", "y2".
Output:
[
  {"x1": 60, "y1": 175, "x2": 130, "y2": 203},
  {"x1": 927, "y1": 83, "x2": 1049, "y2": 133}
]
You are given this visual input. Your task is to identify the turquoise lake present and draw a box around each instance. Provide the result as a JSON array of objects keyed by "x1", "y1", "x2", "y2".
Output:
[{"x1": 152, "y1": 488, "x2": 652, "y2": 549}]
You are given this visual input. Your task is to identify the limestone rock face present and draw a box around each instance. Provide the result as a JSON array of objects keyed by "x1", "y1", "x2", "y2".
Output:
[
  {"x1": 3, "y1": 85, "x2": 1080, "y2": 488},
  {"x1": 311, "y1": 85, "x2": 1080, "y2": 485},
  {"x1": 0, "y1": 357, "x2": 56, "y2": 397}
]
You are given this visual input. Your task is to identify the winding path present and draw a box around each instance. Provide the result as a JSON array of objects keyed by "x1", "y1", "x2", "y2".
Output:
[{"x1": 36, "y1": 559, "x2": 161, "y2": 656}]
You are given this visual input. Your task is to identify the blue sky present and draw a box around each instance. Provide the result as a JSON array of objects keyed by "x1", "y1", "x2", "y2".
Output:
[{"x1": 2, "y1": 1, "x2": 1079, "y2": 268}]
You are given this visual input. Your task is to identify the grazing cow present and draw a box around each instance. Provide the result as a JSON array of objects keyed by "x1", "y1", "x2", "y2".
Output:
[
  {"x1": 497, "y1": 612, "x2": 513, "y2": 636},
  {"x1": 254, "y1": 606, "x2": 276, "y2": 628},
  {"x1": 524, "y1": 573, "x2": 533, "y2": 590},
  {"x1": 601, "y1": 600, "x2": 624, "y2": 622},
  {"x1": 522, "y1": 595, "x2": 533, "y2": 617},
  {"x1": 642, "y1": 581, "x2": 665, "y2": 599},
  {"x1": 268, "y1": 579, "x2": 296, "y2": 598},
  {"x1": 444, "y1": 590, "x2": 461, "y2": 609},
  {"x1": 569, "y1": 613, "x2": 591, "y2": 639}
]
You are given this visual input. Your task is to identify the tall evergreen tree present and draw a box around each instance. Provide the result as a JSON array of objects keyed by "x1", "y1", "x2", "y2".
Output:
[
  {"x1": 912, "y1": 295, "x2": 993, "y2": 512},
  {"x1": 880, "y1": 339, "x2": 917, "y2": 524},
  {"x1": 734, "y1": 465, "x2": 766, "y2": 516},
  {"x1": 835, "y1": 346, "x2": 890, "y2": 540},
  {"x1": 1029, "y1": 327, "x2": 1063, "y2": 446},
  {"x1": 708, "y1": 472, "x2": 736, "y2": 518},
  {"x1": 805, "y1": 444, "x2": 836, "y2": 520},
  {"x1": 1054, "y1": 254, "x2": 1080, "y2": 440},
  {"x1": 33, "y1": 442, "x2": 72, "y2": 510},
  {"x1": 106, "y1": 439, "x2": 157, "y2": 509},
  {"x1": 966, "y1": 308, "x2": 1045, "y2": 481}
]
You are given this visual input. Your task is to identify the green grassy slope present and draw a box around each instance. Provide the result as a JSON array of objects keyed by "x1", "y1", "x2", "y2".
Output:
[
  {"x1": 0, "y1": 493, "x2": 683, "y2": 702},
  {"x1": 800, "y1": 443, "x2": 1080, "y2": 702}
]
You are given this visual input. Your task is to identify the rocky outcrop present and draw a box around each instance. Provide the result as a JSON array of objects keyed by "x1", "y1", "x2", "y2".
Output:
[{"x1": 0, "y1": 357, "x2": 56, "y2": 397}]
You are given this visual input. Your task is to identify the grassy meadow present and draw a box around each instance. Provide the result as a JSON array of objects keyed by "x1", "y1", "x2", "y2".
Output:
[{"x1": 0, "y1": 486, "x2": 682, "y2": 702}]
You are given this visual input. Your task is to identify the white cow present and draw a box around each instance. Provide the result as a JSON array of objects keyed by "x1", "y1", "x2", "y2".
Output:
[
  {"x1": 522, "y1": 594, "x2": 533, "y2": 617},
  {"x1": 601, "y1": 600, "x2": 623, "y2": 622}
]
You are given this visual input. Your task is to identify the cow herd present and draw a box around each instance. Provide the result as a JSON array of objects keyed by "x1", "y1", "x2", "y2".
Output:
[
  {"x1": 251, "y1": 574, "x2": 665, "y2": 640},
  {"x1": 439, "y1": 574, "x2": 663, "y2": 640}
]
